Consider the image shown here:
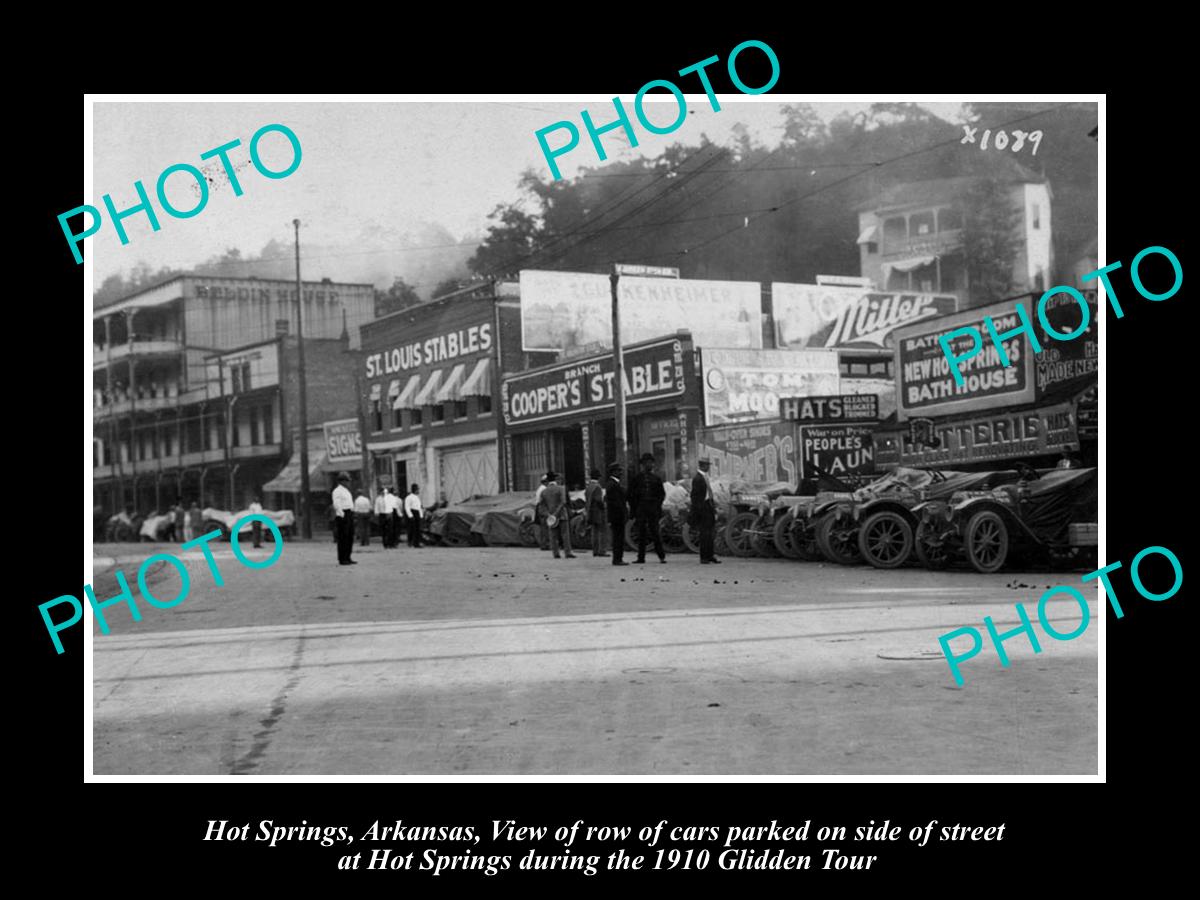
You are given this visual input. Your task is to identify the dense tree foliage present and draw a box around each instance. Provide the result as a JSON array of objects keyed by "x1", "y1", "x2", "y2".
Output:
[{"x1": 468, "y1": 103, "x2": 1097, "y2": 294}]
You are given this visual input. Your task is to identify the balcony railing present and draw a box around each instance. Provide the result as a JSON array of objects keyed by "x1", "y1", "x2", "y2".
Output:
[
  {"x1": 93, "y1": 338, "x2": 184, "y2": 368},
  {"x1": 881, "y1": 229, "x2": 962, "y2": 259},
  {"x1": 94, "y1": 446, "x2": 280, "y2": 476},
  {"x1": 93, "y1": 394, "x2": 181, "y2": 419}
]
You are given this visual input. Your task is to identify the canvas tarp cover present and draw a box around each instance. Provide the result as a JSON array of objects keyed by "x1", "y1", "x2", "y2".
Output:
[
  {"x1": 202, "y1": 508, "x2": 296, "y2": 534},
  {"x1": 1017, "y1": 467, "x2": 1097, "y2": 542},
  {"x1": 428, "y1": 492, "x2": 538, "y2": 546}
]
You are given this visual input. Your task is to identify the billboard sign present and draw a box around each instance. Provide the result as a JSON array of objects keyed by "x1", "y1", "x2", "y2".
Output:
[
  {"x1": 893, "y1": 299, "x2": 1037, "y2": 422},
  {"x1": 772, "y1": 283, "x2": 958, "y2": 351},
  {"x1": 519, "y1": 270, "x2": 761, "y2": 354},
  {"x1": 701, "y1": 348, "x2": 840, "y2": 426}
]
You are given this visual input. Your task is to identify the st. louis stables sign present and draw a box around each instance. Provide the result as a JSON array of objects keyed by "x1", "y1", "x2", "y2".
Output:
[
  {"x1": 501, "y1": 338, "x2": 684, "y2": 426},
  {"x1": 364, "y1": 322, "x2": 492, "y2": 378}
]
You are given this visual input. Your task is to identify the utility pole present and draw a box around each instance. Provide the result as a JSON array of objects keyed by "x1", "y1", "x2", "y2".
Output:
[
  {"x1": 294, "y1": 218, "x2": 312, "y2": 539},
  {"x1": 610, "y1": 270, "x2": 626, "y2": 470},
  {"x1": 611, "y1": 264, "x2": 678, "y2": 472}
]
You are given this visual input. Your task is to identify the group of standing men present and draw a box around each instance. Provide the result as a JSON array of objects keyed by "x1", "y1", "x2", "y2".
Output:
[
  {"x1": 331, "y1": 472, "x2": 424, "y2": 566},
  {"x1": 537, "y1": 453, "x2": 722, "y2": 567}
]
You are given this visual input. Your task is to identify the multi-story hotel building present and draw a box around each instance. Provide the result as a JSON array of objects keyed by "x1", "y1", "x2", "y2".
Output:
[{"x1": 91, "y1": 274, "x2": 375, "y2": 519}]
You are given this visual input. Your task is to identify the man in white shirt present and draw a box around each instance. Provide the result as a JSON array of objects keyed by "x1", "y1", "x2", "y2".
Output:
[
  {"x1": 247, "y1": 496, "x2": 264, "y2": 548},
  {"x1": 387, "y1": 487, "x2": 405, "y2": 549},
  {"x1": 374, "y1": 488, "x2": 392, "y2": 548},
  {"x1": 404, "y1": 483, "x2": 424, "y2": 548},
  {"x1": 354, "y1": 490, "x2": 373, "y2": 547},
  {"x1": 331, "y1": 472, "x2": 356, "y2": 565}
]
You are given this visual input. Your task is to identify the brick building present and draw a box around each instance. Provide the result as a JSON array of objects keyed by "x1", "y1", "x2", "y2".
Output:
[{"x1": 358, "y1": 281, "x2": 549, "y2": 506}]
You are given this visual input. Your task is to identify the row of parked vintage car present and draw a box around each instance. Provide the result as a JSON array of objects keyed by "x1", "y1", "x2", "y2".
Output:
[
  {"x1": 428, "y1": 465, "x2": 1098, "y2": 574},
  {"x1": 97, "y1": 465, "x2": 1097, "y2": 574}
]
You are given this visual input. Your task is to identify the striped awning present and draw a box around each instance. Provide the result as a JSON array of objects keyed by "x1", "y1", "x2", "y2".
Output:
[
  {"x1": 460, "y1": 357, "x2": 492, "y2": 397},
  {"x1": 368, "y1": 382, "x2": 381, "y2": 401},
  {"x1": 856, "y1": 224, "x2": 878, "y2": 244},
  {"x1": 387, "y1": 379, "x2": 401, "y2": 398},
  {"x1": 413, "y1": 369, "x2": 443, "y2": 406},
  {"x1": 393, "y1": 374, "x2": 421, "y2": 409},
  {"x1": 435, "y1": 363, "x2": 466, "y2": 403}
]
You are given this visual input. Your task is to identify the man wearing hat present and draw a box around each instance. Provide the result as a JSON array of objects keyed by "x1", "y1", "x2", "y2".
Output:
[
  {"x1": 534, "y1": 473, "x2": 551, "y2": 551},
  {"x1": 691, "y1": 457, "x2": 721, "y2": 564},
  {"x1": 331, "y1": 472, "x2": 356, "y2": 565},
  {"x1": 541, "y1": 471, "x2": 575, "y2": 559},
  {"x1": 604, "y1": 463, "x2": 629, "y2": 565},
  {"x1": 628, "y1": 452, "x2": 667, "y2": 563}
]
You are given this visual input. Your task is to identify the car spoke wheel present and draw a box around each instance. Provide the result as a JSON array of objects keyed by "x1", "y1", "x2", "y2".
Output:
[
  {"x1": 773, "y1": 509, "x2": 801, "y2": 559},
  {"x1": 724, "y1": 512, "x2": 759, "y2": 557},
  {"x1": 750, "y1": 513, "x2": 780, "y2": 557},
  {"x1": 518, "y1": 519, "x2": 540, "y2": 548},
  {"x1": 857, "y1": 511, "x2": 914, "y2": 569},
  {"x1": 788, "y1": 516, "x2": 821, "y2": 561},
  {"x1": 625, "y1": 519, "x2": 642, "y2": 552},
  {"x1": 914, "y1": 520, "x2": 950, "y2": 569},
  {"x1": 965, "y1": 510, "x2": 1009, "y2": 573},
  {"x1": 660, "y1": 515, "x2": 688, "y2": 553},
  {"x1": 680, "y1": 521, "x2": 700, "y2": 554},
  {"x1": 815, "y1": 512, "x2": 860, "y2": 565},
  {"x1": 714, "y1": 518, "x2": 730, "y2": 557}
]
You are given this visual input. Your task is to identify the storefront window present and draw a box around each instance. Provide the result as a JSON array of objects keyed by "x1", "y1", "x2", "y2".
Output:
[
  {"x1": 392, "y1": 406, "x2": 402, "y2": 429},
  {"x1": 478, "y1": 394, "x2": 492, "y2": 415},
  {"x1": 410, "y1": 408, "x2": 422, "y2": 427},
  {"x1": 453, "y1": 400, "x2": 468, "y2": 420},
  {"x1": 372, "y1": 400, "x2": 382, "y2": 432},
  {"x1": 431, "y1": 404, "x2": 445, "y2": 424}
]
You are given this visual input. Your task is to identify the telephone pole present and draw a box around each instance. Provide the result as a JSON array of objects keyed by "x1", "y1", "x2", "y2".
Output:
[
  {"x1": 610, "y1": 270, "x2": 626, "y2": 469},
  {"x1": 294, "y1": 218, "x2": 312, "y2": 539}
]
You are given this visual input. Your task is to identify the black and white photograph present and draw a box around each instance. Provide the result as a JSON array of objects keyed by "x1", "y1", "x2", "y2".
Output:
[{"x1": 83, "y1": 95, "x2": 1101, "y2": 777}]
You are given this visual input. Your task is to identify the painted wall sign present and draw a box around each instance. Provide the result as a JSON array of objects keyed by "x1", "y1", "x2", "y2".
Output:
[{"x1": 501, "y1": 338, "x2": 685, "y2": 427}]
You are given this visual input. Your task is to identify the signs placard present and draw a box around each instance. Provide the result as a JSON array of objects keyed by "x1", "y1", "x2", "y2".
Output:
[
  {"x1": 501, "y1": 338, "x2": 685, "y2": 427},
  {"x1": 892, "y1": 298, "x2": 1037, "y2": 422},
  {"x1": 696, "y1": 421, "x2": 799, "y2": 484},
  {"x1": 798, "y1": 424, "x2": 876, "y2": 479},
  {"x1": 701, "y1": 348, "x2": 840, "y2": 426},
  {"x1": 780, "y1": 393, "x2": 879, "y2": 423}
]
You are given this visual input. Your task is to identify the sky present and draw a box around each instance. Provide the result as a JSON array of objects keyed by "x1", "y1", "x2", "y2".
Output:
[{"x1": 90, "y1": 99, "x2": 970, "y2": 287}]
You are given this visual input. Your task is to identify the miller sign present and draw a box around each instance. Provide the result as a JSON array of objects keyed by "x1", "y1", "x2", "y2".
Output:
[{"x1": 772, "y1": 283, "x2": 959, "y2": 351}]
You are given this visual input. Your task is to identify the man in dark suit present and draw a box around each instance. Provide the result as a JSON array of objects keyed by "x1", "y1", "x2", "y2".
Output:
[
  {"x1": 541, "y1": 471, "x2": 575, "y2": 559},
  {"x1": 628, "y1": 452, "x2": 666, "y2": 564},
  {"x1": 603, "y1": 463, "x2": 628, "y2": 566},
  {"x1": 691, "y1": 457, "x2": 721, "y2": 564}
]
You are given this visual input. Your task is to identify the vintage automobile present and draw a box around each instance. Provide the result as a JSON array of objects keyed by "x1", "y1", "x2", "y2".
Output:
[
  {"x1": 770, "y1": 469, "x2": 868, "y2": 561},
  {"x1": 721, "y1": 483, "x2": 796, "y2": 558},
  {"x1": 201, "y1": 507, "x2": 296, "y2": 541},
  {"x1": 809, "y1": 469, "x2": 1010, "y2": 568},
  {"x1": 911, "y1": 466, "x2": 1097, "y2": 573},
  {"x1": 425, "y1": 492, "x2": 539, "y2": 547},
  {"x1": 771, "y1": 497, "x2": 820, "y2": 560}
]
